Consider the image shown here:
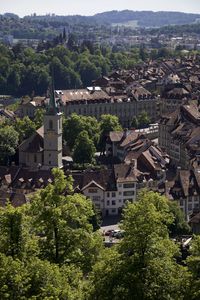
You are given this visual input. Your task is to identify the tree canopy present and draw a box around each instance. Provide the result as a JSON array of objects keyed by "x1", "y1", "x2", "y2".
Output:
[
  {"x1": 87, "y1": 190, "x2": 188, "y2": 300},
  {"x1": 0, "y1": 125, "x2": 19, "y2": 164},
  {"x1": 73, "y1": 130, "x2": 96, "y2": 165},
  {"x1": 30, "y1": 168, "x2": 102, "y2": 272},
  {"x1": 99, "y1": 114, "x2": 122, "y2": 153}
]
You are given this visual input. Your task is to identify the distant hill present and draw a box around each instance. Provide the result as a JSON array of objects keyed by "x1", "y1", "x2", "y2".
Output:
[
  {"x1": 93, "y1": 10, "x2": 200, "y2": 27},
  {"x1": 1, "y1": 10, "x2": 200, "y2": 40}
]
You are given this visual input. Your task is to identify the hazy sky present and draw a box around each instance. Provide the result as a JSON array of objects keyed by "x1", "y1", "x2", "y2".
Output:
[{"x1": 0, "y1": 0, "x2": 200, "y2": 17}]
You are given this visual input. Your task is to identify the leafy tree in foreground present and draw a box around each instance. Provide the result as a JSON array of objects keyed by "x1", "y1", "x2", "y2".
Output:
[
  {"x1": 31, "y1": 168, "x2": 102, "y2": 272},
  {"x1": 0, "y1": 203, "x2": 38, "y2": 260},
  {"x1": 26, "y1": 258, "x2": 84, "y2": 300},
  {"x1": 0, "y1": 254, "x2": 84, "y2": 300},
  {"x1": 0, "y1": 254, "x2": 29, "y2": 299},
  {"x1": 87, "y1": 190, "x2": 188, "y2": 300},
  {"x1": 185, "y1": 236, "x2": 200, "y2": 300}
]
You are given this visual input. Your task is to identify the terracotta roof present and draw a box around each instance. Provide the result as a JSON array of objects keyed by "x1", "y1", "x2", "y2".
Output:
[
  {"x1": 59, "y1": 88, "x2": 110, "y2": 103},
  {"x1": 114, "y1": 164, "x2": 137, "y2": 183},
  {"x1": 120, "y1": 131, "x2": 139, "y2": 148},
  {"x1": 73, "y1": 169, "x2": 116, "y2": 191}
]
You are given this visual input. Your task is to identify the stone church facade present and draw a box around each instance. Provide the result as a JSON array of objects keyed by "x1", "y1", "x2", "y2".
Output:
[{"x1": 18, "y1": 84, "x2": 63, "y2": 169}]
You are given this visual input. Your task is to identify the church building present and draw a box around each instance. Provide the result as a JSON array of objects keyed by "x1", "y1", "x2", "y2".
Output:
[{"x1": 18, "y1": 83, "x2": 63, "y2": 169}]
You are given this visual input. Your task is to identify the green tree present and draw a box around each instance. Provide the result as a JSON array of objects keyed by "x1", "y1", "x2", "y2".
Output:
[
  {"x1": 26, "y1": 258, "x2": 84, "y2": 299},
  {"x1": 131, "y1": 116, "x2": 139, "y2": 128},
  {"x1": 14, "y1": 116, "x2": 36, "y2": 143},
  {"x1": 0, "y1": 203, "x2": 38, "y2": 260},
  {"x1": 33, "y1": 108, "x2": 45, "y2": 129},
  {"x1": 0, "y1": 125, "x2": 19, "y2": 164},
  {"x1": 0, "y1": 254, "x2": 84, "y2": 300},
  {"x1": 139, "y1": 45, "x2": 149, "y2": 61},
  {"x1": 73, "y1": 130, "x2": 96, "y2": 165},
  {"x1": 63, "y1": 113, "x2": 100, "y2": 150},
  {"x1": 87, "y1": 190, "x2": 187, "y2": 300},
  {"x1": 99, "y1": 114, "x2": 122, "y2": 153},
  {"x1": 168, "y1": 201, "x2": 191, "y2": 236},
  {"x1": 185, "y1": 236, "x2": 200, "y2": 300},
  {"x1": 31, "y1": 168, "x2": 102, "y2": 272},
  {"x1": 138, "y1": 111, "x2": 151, "y2": 128},
  {"x1": 0, "y1": 254, "x2": 29, "y2": 299}
]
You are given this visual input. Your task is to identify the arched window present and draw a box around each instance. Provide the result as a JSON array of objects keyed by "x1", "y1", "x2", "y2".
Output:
[{"x1": 49, "y1": 120, "x2": 53, "y2": 130}]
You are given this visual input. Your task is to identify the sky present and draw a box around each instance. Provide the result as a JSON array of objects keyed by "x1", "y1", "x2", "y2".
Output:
[{"x1": 0, "y1": 0, "x2": 200, "y2": 17}]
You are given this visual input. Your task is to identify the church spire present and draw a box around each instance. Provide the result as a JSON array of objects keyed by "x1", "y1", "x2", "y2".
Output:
[{"x1": 47, "y1": 75, "x2": 58, "y2": 115}]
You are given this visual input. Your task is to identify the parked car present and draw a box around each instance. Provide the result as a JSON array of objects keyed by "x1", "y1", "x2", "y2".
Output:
[
  {"x1": 105, "y1": 229, "x2": 114, "y2": 236},
  {"x1": 115, "y1": 230, "x2": 125, "y2": 239}
]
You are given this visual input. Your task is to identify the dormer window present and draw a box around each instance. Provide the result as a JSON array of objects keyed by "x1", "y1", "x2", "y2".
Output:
[{"x1": 49, "y1": 120, "x2": 53, "y2": 130}]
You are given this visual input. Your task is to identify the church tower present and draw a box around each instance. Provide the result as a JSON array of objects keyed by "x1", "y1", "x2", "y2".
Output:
[{"x1": 43, "y1": 80, "x2": 63, "y2": 168}]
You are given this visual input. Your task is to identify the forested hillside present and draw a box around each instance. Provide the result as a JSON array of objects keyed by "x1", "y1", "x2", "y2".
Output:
[{"x1": 0, "y1": 41, "x2": 144, "y2": 96}]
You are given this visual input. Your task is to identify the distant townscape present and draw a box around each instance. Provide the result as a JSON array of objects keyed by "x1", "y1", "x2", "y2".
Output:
[{"x1": 0, "y1": 9, "x2": 200, "y2": 299}]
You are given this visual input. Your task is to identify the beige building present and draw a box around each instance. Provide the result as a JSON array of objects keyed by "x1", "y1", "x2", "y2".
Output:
[
  {"x1": 17, "y1": 85, "x2": 158, "y2": 128},
  {"x1": 59, "y1": 86, "x2": 158, "y2": 127}
]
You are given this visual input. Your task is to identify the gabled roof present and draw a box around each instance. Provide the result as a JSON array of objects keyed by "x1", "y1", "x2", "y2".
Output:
[
  {"x1": 19, "y1": 126, "x2": 44, "y2": 153},
  {"x1": 81, "y1": 180, "x2": 105, "y2": 191},
  {"x1": 114, "y1": 164, "x2": 137, "y2": 183}
]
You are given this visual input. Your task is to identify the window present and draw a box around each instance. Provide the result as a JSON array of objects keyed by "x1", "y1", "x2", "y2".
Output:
[
  {"x1": 93, "y1": 196, "x2": 100, "y2": 202},
  {"x1": 34, "y1": 154, "x2": 37, "y2": 163},
  {"x1": 123, "y1": 183, "x2": 135, "y2": 189},
  {"x1": 118, "y1": 184, "x2": 122, "y2": 188},
  {"x1": 107, "y1": 192, "x2": 110, "y2": 197},
  {"x1": 49, "y1": 120, "x2": 53, "y2": 130},
  {"x1": 49, "y1": 153, "x2": 51, "y2": 157},
  {"x1": 123, "y1": 191, "x2": 135, "y2": 196},
  {"x1": 112, "y1": 209, "x2": 116, "y2": 213},
  {"x1": 119, "y1": 192, "x2": 122, "y2": 195},
  {"x1": 112, "y1": 200, "x2": 116, "y2": 206},
  {"x1": 119, "y1": 199, "x2": 122, "y2": 203},
  {"x1": 88, "y1": 188, "x2": 97, "y2": 193},
  {"x1": 107, "y1": 200, "x2": 110, "y2": 206},
  {"x1": 112, "y1": 192, "x2": 116, "y2": 197},
  {"x1": 49, "y1": 161, "x2": 51, "y2": 165}
]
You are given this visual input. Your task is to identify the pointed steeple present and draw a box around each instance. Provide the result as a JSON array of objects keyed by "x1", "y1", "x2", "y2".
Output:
[{"x1": 47, "y1": 76, "x2": 59, "y2": 115}]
